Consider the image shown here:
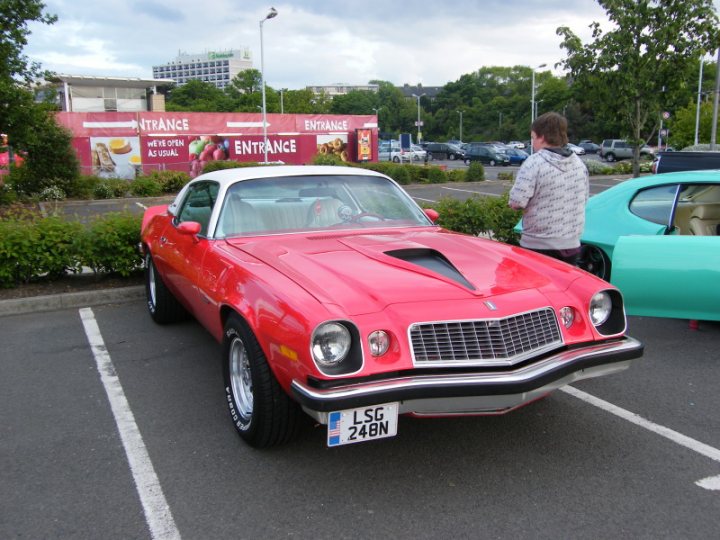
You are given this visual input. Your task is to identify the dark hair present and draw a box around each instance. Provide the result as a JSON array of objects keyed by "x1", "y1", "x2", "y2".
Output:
[{"x1": 531, "y1": 112, "x2": 568, "y2": 147}]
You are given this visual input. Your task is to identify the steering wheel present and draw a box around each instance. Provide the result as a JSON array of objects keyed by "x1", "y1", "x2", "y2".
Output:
[{"x1": 350, "y1": 212, "x2": 385, "y2": 223}]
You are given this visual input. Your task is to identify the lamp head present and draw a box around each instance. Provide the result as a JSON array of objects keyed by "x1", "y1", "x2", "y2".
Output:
[{"x1": 265, "y1": 7, "x2": 278, "y2": 20}]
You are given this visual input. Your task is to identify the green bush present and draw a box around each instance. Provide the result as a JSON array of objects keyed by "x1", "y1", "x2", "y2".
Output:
[
  {"x1": 405, "y1": 164, "x2": 426, "y2": 184},
  {"x1": 75, "y1": 212, "x2": 143, "y2": 276},
  {"x1": 312, "y1": 153, "x2": 347, "y2": 166},
  {"x1": 146, "y1": 170, "x2": 191, "y2": 193},
  {"x1": 389, "y1": 164, "x2": 411, "y2": 185},
  {"x1": 201, "y1": 160, "x2": 266, "y2": 173},
  {"x1": 612, "y1": 161, "x2": 633, "y2": 174},
  {"x1": 584, "y1": 160, "x2": 615, "y2": 175},
  {"x1": 0, "y1": 183, "x2": 17, "y2": 205},
  {"x1": 357, "y1": 162, "x2": 395, "y2": 177},
  {"x1": 34, "y1": 216, "x2": 83, "y2": 278},
  {"x1": 466, "y1": 162, "x2": 485, "y2": 181},
  {"x1": 446, "y1": 169, "x2": 466, "y2": 183},
  {"x1": 100, "y1": 178, "x2": 130, "y2": 198},
  {"x1": 0, "y1": 209, "x2": 82, "y2": 287},
  {"x1": 430, "y1": 192, "x2": 521, "y2": 245},
  {"x1": 38, "y1": 185, "x2": 66, "y2": 202},
  {"x1": 93, "y1": 183, "x2": 114, "y2": 199},
  {"x1": 427, "y1": 167, "x2": 447, "y2": 184},
  {"x1": 129, "y1": 176, "x2": 162, "y2": 197},
  {"x1": 66, "y1": 175, "x2": 101, "y2": 199}
]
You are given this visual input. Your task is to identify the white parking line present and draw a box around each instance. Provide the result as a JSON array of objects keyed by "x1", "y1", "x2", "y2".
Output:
[
  {"x1": 412, "y1": 196, "x2": 437, "y2": 203},
  {"x1": 80, "y1": 308, "x2": 181, "y2": 539},
  {"x1": 562, "y1": 386, "x2": 720, "y2": 491},
  {"x1": 441, "y1": 186, "x2": 501, "y2": 198},
  {"x1": 136, "y1": 202, "x2": 148, "y2": 210}
]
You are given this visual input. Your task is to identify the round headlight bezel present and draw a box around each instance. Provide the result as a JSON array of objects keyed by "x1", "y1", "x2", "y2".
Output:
[
  {"x1": 589, "y1": 291, "x2": 613, "y2": 326},
  {"x1": 311, "y1": 322, "x2": 351, "y2": 368},
  {"x1": 368, "y1": 330, "x2": 390, "y2": 357}
]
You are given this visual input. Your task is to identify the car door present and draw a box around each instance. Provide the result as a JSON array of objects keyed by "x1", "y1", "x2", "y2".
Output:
[
  {"x1": 611, "y1": 235, "x2": 720, "y2": 321},
  {"x1": 155, "y1": 180, "x2": 219, "y2": 312}
]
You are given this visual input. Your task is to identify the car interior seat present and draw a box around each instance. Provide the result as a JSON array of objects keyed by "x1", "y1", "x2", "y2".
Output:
[
  {"x1": 305, "y1": 197, "x2": 345, "y2": 228},
  {"x1": 688, "y1": 204, "x2": 720, "y2": 236},
  {"x1": 217, "y1": 195, "x2": 263, "y2": 236}
]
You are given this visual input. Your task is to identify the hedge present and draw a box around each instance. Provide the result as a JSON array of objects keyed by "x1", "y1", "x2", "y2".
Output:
[{"x1": 0, "y1": 209, "x2": 142, "y2": 288}]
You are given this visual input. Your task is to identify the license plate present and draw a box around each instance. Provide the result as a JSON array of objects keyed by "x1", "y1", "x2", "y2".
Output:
[{"x1": 327, "y1": 403, "x2": 399, "y2": 447}]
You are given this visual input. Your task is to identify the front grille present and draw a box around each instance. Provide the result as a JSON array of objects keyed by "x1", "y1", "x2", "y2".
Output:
[{"x1": 409, "y1": 308, "x2": 563, "y2": 367}]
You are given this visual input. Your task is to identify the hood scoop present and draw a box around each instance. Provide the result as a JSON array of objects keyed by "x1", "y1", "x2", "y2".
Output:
[{"x1": 385, "y1": 248, "x2": 475, "y2": 291}]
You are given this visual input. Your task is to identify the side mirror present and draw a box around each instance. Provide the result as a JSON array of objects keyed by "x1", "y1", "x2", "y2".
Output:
[
  {"x1": 177, "y1": 221, "x2": 202, "y2": 236},
  {"x1": 424, "y1": 208, "x2": 439, "y2": 223}
]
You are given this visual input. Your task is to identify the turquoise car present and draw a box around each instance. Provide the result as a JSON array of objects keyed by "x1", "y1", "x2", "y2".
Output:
[{"x1": 579, "y1": 170, "x2": 720, "y2": 320}]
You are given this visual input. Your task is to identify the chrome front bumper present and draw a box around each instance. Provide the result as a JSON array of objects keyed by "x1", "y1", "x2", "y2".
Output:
[{"x1": 291, "y1": 336, "x2": 643, "y2": 424}]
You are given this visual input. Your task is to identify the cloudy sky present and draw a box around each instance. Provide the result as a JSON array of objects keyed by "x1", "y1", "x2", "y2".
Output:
[{"x1": 24, "y1": 0, "x2": 717, "y2": 90}]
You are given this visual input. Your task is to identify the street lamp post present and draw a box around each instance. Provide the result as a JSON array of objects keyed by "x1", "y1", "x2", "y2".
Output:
[
  {"x1": 372, "y1": 107, "x2": 380, "y2": 131},
  {"x1": 412, "y1": 93, "x2": 425, "y2": 143},
  {"x1": 530, "y1": 63, "x2": 546, "y2": 154},
  {"x1": 456, "y1": 110, "x2": 463, "y2": 141},
  {"x1": 259, "y1": 7, "x2": 278, "y2": 163},
  {"x1": 695, "y1": 57, "x2": 705, "y2": 146},
  {"x1": 280, "y1": 88, "x2": 286, "y2": 114}
]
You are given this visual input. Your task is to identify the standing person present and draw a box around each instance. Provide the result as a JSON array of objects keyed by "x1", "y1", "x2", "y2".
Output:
[{"x1": 508, "y1": 112, "x2": 589, "y2": 265}]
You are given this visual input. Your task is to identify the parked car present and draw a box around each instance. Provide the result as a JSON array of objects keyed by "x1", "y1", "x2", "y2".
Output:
[
  {"x1": 579, "y1": 170, "x2": 720, "y2": 321},
  {"x1": 578, "y1": 140, "x2": 601, "y2": 153},
  {"x1": 566, "y1": 143, "x2": 586, "y2": 155},
  {"x1": 507, "y1": 141, "x2": 526, "y2": 149},
  {"x1": 425, "y1": 142, "x2": 465, "y2": 161},
  {"x1": 652, "y1": 151, "x2": 720, "y2": 174},
  {"x1": 600, "y1": 139, "x2": 654, "y2": 162},
  {"x1": 140, "y1": 165, "x2": 643, "y2": 448},
  {"x1": 379, "y1": 140, "x2": 411, "y2": 163},
  {"x1": 409, "y1": 144, "x2": 427, "y2": 161},
  {"x1": 463, "y1": 143, "x2": 511, "y2": 166},
  {"x1": 505, "y1": 147, "x2": 529, "y2": 165}
]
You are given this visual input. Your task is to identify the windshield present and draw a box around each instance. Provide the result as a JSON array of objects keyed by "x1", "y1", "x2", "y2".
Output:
[{"x1": 216, "y1": 174, "x2": 433, "y2": 237}]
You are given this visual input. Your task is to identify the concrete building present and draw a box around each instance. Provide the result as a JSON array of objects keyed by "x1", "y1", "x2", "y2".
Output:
[
  {"x1": 152, "y1": 49, "x2": 253, "y2": 89},
  {"x1": 50, "y1": 75, "x2": 171, "y2": 112},
  {"x1": 307, "y1": 83, "x2": 379, "y2": 97}
]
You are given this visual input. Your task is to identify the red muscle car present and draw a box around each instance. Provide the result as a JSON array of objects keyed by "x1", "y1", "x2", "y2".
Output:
[{"x1": 140, "y1": 165, "x2": 643, "y2": 448}]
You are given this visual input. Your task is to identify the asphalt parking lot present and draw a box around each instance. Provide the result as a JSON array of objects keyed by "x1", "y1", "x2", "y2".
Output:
[{"x1": 2, "y1": 297, "x2": 719, "y2": 539}]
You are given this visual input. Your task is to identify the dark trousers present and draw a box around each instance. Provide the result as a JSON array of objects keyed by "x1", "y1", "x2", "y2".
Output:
[{"x1": 527, "y1": 247, "x2": 581, "y2": 266}]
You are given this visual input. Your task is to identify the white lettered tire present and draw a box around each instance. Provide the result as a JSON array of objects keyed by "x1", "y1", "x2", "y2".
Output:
[
  {"x1": 222, "y1": 314, "x2": 302, "y2": 448},
  {"x1": 145, "y1": 252, "x2": 188, "y2": 324}
]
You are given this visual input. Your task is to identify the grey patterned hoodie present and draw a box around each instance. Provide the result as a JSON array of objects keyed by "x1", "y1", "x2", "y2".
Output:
[{"x1": 508, "y1": 148, "x2": 589, "y2": 250}]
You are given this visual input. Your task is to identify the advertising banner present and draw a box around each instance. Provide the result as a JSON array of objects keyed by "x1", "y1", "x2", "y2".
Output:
[
  {"x1": 356, "y1": 128, "x2": 372, "y2": 162},
  {"x1": 55, "y1": 112, "x2": 378, "y2": 175}
]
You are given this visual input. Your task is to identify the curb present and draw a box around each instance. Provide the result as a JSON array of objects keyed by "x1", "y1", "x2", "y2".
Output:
[{"x1": 0, "y1": 285, "x2": 145, "y2": 317}]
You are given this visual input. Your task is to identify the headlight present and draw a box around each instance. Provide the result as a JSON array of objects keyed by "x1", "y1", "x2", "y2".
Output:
[
  {"x1": 312, "y1": 322, "x2": 351, "y2": 367},
  {"x1": 589, "y1": 291, "x2": 612, "y2": 326},
  {"x1": 368, "y1": 330, "x2": 390, "y2": 356},
  {"x1": 559, "y1": 307, "x2": 575, "y2": 328}
]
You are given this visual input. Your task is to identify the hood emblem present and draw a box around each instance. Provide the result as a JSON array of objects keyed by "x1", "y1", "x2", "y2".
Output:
[{"x1": 484, "y1": 301, "x2": 498, "y2": 311}]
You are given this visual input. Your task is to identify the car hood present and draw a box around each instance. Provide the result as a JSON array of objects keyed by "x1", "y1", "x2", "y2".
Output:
[{"x1": 226, "y1": 229, "x2": 573, "y2": 316}]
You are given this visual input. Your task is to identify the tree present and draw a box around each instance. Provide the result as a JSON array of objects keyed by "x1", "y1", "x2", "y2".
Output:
[
  {"x1": 1, "y1": 1, "x2": 80, "y2": 189},
  {"x1": 557, "y1": 0, "x2": 719, "y2": 176},
  {"x1": 165, "y1": 80, "x2": 233, "y2": 112},
  {"x1": 226, "y1": 69, "x2": 263, "y2": 97}
]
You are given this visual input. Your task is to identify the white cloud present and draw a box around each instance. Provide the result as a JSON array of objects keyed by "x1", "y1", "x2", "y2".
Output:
[{"x1": 24, "y1": 0, "x2": 717, "y2": 88}]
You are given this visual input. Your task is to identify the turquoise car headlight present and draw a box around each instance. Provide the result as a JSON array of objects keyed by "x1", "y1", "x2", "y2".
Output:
[
  {"x1": 312, "y1": 322, "x2": 351, "y2": 367},
  {"x1": 589, "y1": 291, "x2": 612, "y2": 326}
]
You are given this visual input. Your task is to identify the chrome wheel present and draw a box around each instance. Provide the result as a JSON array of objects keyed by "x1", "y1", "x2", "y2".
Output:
[
  {"x1": 147, "y1": 258, "x2": 157, "y2": 309},
  {"x1": 229, "y1": 336, "x2": 253, "y2": 421}
]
